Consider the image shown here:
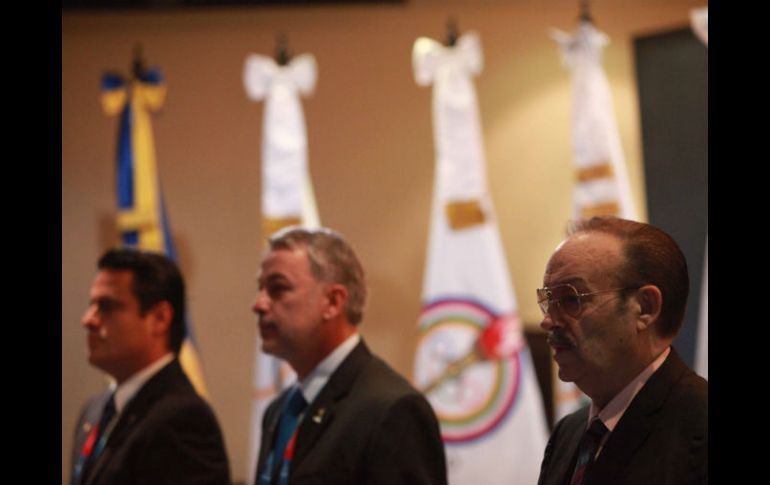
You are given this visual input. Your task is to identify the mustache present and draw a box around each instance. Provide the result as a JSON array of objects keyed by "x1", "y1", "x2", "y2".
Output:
[
  {"x1": 88, "y1": 327, "x2": 108, "y2": 340},
  {"x1": 258, "y1": 316, "x2": 276, "y2": 327},
  {"x1": 547, "y1": 330, "x2": 575, "y2": 349}
]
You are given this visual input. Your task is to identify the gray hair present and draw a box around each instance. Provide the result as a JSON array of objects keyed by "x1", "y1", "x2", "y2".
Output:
[{"x1": 268, "y1": 226, "x2": 368, "y2": 325}]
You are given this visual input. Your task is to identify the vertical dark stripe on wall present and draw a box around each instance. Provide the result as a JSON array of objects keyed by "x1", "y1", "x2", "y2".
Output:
[{"x1": 634, "y1": 27, "x2": 708, "y2": 368}]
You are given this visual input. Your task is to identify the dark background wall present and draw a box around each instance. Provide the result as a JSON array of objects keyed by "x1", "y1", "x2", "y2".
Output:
[{"x1": 634, "y1": 27, "x2": 708, "y2": 368}]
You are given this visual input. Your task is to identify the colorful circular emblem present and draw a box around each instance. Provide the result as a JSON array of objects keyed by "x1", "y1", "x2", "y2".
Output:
[{"x1": 414, "y1": 298, "x2": 523, "y2": 443}]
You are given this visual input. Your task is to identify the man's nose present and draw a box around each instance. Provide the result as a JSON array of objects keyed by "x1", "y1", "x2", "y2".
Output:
[
  {"x1": 81, "y1": 305, "x2": 98, "y2": 329},
  {"x1": 540, "y1": 311, "x2": 559, "y2": 332},
  {"x1": 252, "y1": 290, "x2": 269, "y2": 315}
]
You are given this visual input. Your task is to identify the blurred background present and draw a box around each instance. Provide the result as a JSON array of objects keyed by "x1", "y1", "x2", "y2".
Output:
[{"x1": 62, "y1": 1, "x2": 707, "y2": 483}]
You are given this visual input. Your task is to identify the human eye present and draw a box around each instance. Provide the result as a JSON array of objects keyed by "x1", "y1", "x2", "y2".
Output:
[
  {"x1": 96, "y1": 298, "x2": 120, "y2": 314},
  {"x1": 265, "y1": 280, "x2": 291, "y2": 299}
]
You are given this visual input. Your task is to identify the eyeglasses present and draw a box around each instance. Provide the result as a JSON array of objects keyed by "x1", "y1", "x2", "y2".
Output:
[{"x1": 536, "y1": 283, "x2": 636, "y2": 318}]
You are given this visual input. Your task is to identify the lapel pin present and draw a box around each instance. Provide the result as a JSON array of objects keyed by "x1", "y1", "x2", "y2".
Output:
[{"x1": 312, "y1": 408, "x2": 326, "y2": 424}]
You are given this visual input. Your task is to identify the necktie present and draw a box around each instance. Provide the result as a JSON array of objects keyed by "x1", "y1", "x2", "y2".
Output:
[
  {"x1": 78, "y1": 393, "x2": 117, "y2": 484},
  {"x1": 570, "y1": 417, "x2": 608, "y2": 485},
  {"x1": 272, "y1": 387, "x2": 308, "y2": 483}
]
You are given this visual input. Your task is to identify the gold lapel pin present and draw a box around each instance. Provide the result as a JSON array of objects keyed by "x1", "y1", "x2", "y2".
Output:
[{"x1": 312, "y1": 408, "x2": 326, "y2": 424}]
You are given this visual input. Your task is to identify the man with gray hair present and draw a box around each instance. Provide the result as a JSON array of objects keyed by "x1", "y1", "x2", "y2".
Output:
[{"x1": 253, "y1": 226, "x2": 447, "y2": 485}]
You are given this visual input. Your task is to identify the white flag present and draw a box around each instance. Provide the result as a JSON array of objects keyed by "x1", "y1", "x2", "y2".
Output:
[
  {"x1": 552, "y1": 20, "x2": 637, "y2": 222},
  {"x1": 688, "y1": 11, "x2": 708, "y2": 380},
  {"x1": 243, "y1": 52, "x2": 319, "y2": 484},
  {"x1": 694, "y1": 238, "x2": 707, "y2": 379},
  {"x1": 690, "y1": 7, "x2": 708, "y2": 46},
  {"x1": 412, "y1": 31, "x2": 549, "y2": 485},
  {"x1": 550, "y1": 19, "x2": 638, "y2": 421}
]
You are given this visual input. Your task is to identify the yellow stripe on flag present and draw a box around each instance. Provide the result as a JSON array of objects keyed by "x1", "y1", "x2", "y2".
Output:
[
  {"x1": 179, "y1": 340, "x2": 210, "y2": 399},
  {"x1": 130, "y1": 82, "x2": 165, "y2": 252}
]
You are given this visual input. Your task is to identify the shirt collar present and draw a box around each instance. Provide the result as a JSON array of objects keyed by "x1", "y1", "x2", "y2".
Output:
[
  {"x1": 589, "y1": 346, "x2": 671, "y2": 431},
  {"x1": 297, "y1": 333, "x2": 361, "y2": 405},
  {"x1": 110, "y1": 353, "x2": 175, "y2": 414}
]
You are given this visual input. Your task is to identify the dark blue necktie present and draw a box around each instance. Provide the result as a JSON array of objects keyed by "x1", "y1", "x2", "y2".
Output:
[
  {"x1": 78, "y1": 393, "x2": 117, "y2": 484},
  {"x1": 272, "y1": 387, "x2": 308, "y2": 482}
]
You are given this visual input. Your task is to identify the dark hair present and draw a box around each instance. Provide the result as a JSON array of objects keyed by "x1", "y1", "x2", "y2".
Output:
[
  {"x1": 268, "y1": 227, "x2": 367, "y2": 325},
  {"x1": 567, "y1": 216, "x2": 689, "y2": 338},
  {"x1": 98, "y1": 248, "x2": 186, "y2": 353}
]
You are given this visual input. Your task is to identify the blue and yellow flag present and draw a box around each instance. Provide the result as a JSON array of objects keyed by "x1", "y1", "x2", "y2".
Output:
[{"x1": 101, "y1": 65, "x2": 209, "y2": 398}]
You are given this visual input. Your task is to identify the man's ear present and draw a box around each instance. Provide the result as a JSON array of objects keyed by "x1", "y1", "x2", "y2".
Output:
[
  {"x1": 323, "y1": 284, "x2": 349, "y2": 321},
  {"x1": 148, "y1": 300, "x2": 173, "y2": 337},
  {"x1": 635, "y1": 285, "x2": 662, "y2": 332}
]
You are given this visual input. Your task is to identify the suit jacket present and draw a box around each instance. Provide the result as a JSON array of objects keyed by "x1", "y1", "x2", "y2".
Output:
[
  {"x1": 70, "y1": 359, "x2": 231, "y2": 485},
  {"x1": 256, "y1": 340, "x2": 447, "y2": 485},
  {"x1": 537, "y1": 348, "x2": 708, "y2": 485}
]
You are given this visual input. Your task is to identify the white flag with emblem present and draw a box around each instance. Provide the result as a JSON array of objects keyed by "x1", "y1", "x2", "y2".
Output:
[
  {"x1": 243, "y1": 51, "x2": 319, "y2": 484},
  {"x1": 690, "y1": 7, "x2": 708, "y2": 46},
  {"x1": 694, "y1": 238, "x2": 707, "y2": 379},
  {"x1": 690, "y1": 9, "x2": 707, "y2": 380},
  {"x1": 551, "y1": 19, "x2": 639, "y2": 420},
  {"x1": 412, "y1": 31, "x2": 549, "y2": 485}
]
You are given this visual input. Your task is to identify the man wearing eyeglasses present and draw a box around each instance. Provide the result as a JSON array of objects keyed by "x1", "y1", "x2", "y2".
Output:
[{"x1": 536, "y1": 217, "x2": 707, "y2": 485}]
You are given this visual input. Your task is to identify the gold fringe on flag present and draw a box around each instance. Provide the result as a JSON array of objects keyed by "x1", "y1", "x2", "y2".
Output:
[
  {"x1": 262, "y1": 216, "x2": 303, "y2": 238},
  {"x1": 445, "y1": 200, "x2": 486, "y2": 230},
  {"x1": 580, "y1": 201, "x2": 620, "y2": 218},
  {"x1": 576, "y1": 162, "x2": 614, "y2": 182}
]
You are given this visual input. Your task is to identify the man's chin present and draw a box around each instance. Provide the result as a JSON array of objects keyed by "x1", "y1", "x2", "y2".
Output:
[
  {"x1": 87, "y1": 355, "x2": 113, "y2": 378},
  {"x1": 260, "y1": 341, "x2": 282, "y2": 358},
  {"x1": 87, "y1": 353, "x2": 102, "y2": 368},
  {"x1": 554, "y1": 354, "x2": 581, "y2": 383}
]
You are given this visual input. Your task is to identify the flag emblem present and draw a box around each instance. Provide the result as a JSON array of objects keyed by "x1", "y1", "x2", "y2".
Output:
[{"x1": 415, "y1": 298, "x2": 524, "y2": 443}]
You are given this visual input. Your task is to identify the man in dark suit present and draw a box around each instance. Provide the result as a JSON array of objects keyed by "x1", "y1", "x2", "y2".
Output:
[
  {"x1": 536, "y1": 216, "x2": 707, "y2": 485},
  {"x1": 253, "y1": 227, "x2": 447, "y2": 485},
  {"x1": 71, "y1": 248, "x2": 230, "y2": 485}
]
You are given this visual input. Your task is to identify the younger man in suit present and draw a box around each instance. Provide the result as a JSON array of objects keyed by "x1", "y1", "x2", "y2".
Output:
[
  {"x1": 253, "y1": 226, "x2": 447, "y2": 485},
  {"x1": 536, "y1": 217, "x2": 707, "y2": 485},
  {"x1": 71, "y1": 248, "x2": 230, "y2": 485}
]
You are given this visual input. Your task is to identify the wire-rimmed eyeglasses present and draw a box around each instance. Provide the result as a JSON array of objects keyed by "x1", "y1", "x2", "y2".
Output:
[{"x1": 536, "y1": 283, "x2": 637, "y2": 318}]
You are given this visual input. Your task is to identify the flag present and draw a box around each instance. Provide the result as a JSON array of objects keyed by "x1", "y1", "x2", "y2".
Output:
[
  {"x1": 689, "y1": 14, "x2": 707, "y2": 379},
  {"x1": 412, "y1": 31, "x2": 549, "y2": 485},
  {"x1": 100, "y1": 64, "x2": 209, "y2": 398},
  {"x1": 694, "y1": 238, "x2": 707, "y2": 379},
  {"x1": 550, "y1": 19, "x2": 639, "y2": 420},
  {"x1": 690, "y1": 7, "x2": 708, "y2": 46},
  {"x1": 243, "y1": 51, "x2": 319, "y2": 484}
]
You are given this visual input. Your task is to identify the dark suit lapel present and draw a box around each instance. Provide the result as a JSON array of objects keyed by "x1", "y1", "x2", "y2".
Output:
[
  {"x1": 72, "y1": 393, "x2": 110, "y2": 485},
  {"x1": 84, "y1": 359, "x2": 189, "y2": 485},
  {"x1": 542, "y1": 407, "x2": 588, "y2": 485},
  {"x1": 588, "y1": 348, "x2": 689, "y2": 483},
  {"x1": 257, "y1": 391, "x2": 288, "y2": 471},
  {"x1": 291, "y1": 340, "x2": 371, "y2": 470}
]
